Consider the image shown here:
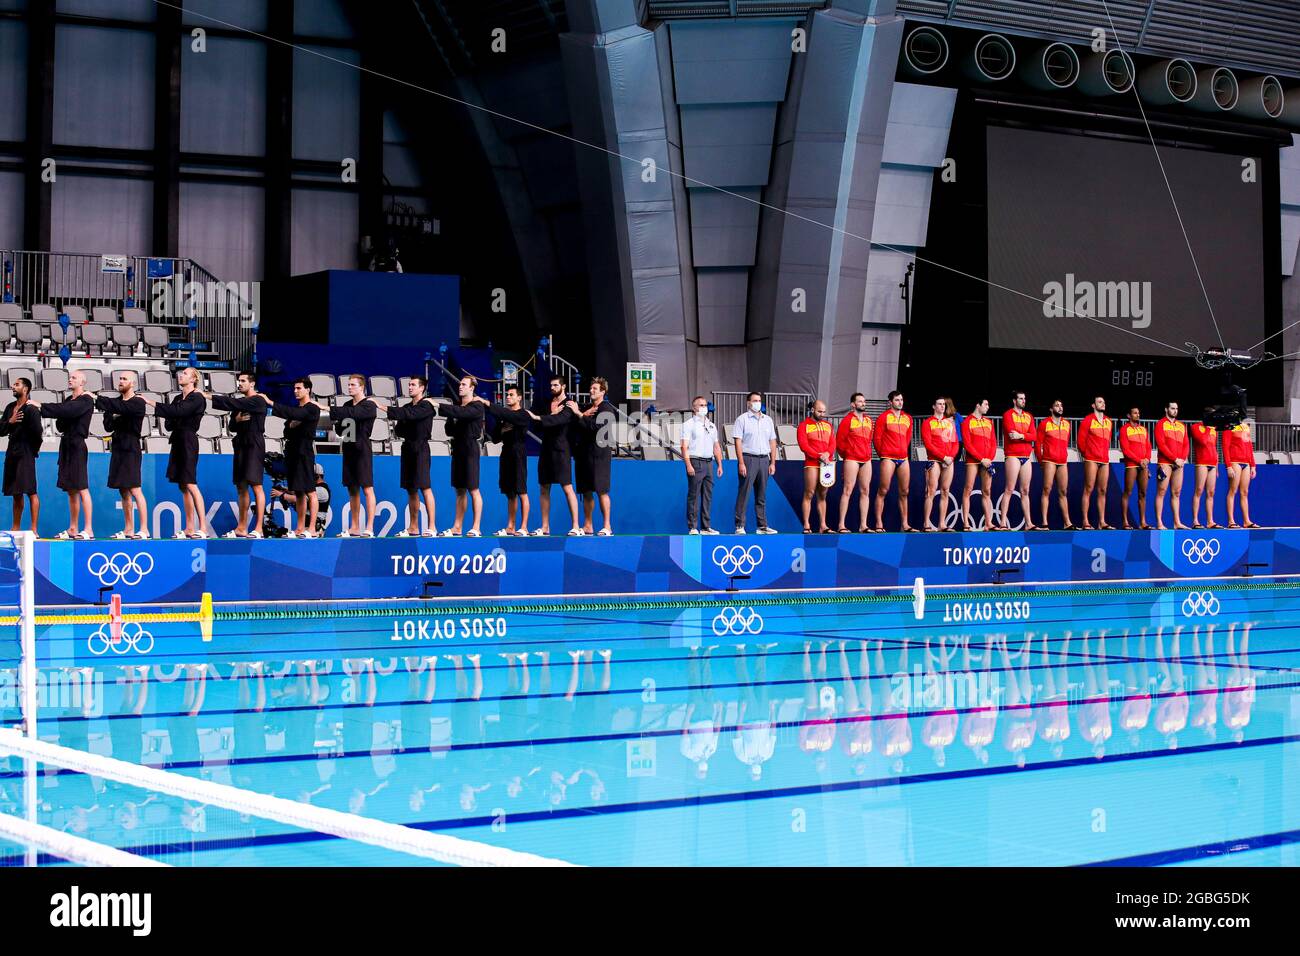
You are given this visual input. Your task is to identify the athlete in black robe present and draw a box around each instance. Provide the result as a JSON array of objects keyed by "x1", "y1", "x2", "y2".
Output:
[
  {"x1": 329, "y1": 384, "x2": 377, "y2": 536},
  {"x1": 439, "y1": 376, "x2": 485, "y2": 536},
  {"x1": 532, "y1": 377, "x2": 581, "y2": 535},
  {"x1": 572, "y1": 381, "x2": 617, "y2": 535},
  {"x1": 477, "y1": 387, "x2": 532, "y2": 535},
  {"x1": 267, "y1": 379, "x2": 322, "y2": 537},
  {"x1": 147, "y1": 370, "x2": 208, "y2": 537},
  {"x1": 0, "y1": 378, "x2": 42, "y2": 532},
  {"x1": 96, "y1": 376, "x2": 148, "y2": 539},
  {"x1": 381, "y1": 377, "x2": 438, "y2": 536},
  {"x1": 209, "y1": 371, "x2": 267, "y2": 537},
  {"x1": 33, "y1": 379, "x2": 94, "y2": 538}
]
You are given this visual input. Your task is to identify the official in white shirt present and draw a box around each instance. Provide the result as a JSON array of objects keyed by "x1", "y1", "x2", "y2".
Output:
[
  {"x1": 732, "y1": 392, "x2": 779, "y2": 534},
  {"x1": 681, "y1": 396, "x2": 724, "y2": 534}
]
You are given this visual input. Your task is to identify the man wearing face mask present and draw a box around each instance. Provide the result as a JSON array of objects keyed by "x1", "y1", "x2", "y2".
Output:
[
  {"x1": 681, "y1": 396, "x2": 723, "y2": 534},
  {"x1": 732, "y1": 392, "x2": 778, "y2": 534}
]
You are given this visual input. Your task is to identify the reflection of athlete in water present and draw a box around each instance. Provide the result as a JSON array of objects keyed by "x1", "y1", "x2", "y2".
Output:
[
  {"x1": 960, "y1": 637, "x2": 997, "y2": 764},
  {"x1": 1078, "y1": 631, "x2": 1114, "y2": 758},
  {"x1": 1034, "y1": 632, "x2": 1071, "y2": 758},
  {"x1": 1154, "y1": 626, "x2": 1188, "y2": 751},
  {"x1": 1222, "y1": 622, "x2": 1255, "y2": 742},
  {"x1": 682, "y1": 646, "x2": 722, "y2": 780},
  {"x1": 999, "y1": 635, "x2": 1037, "y2": 768},
  {"x1": 876, "y1": 640, "x2": 912, "y2": 772},
  {"x1": 919, "y1": 637, "x2": 958, "y2": 767},
  {"x1": 837, "y1": 640, "x2": 876, "y2": 774},
  {"x1": 1118, "y1": 629, "x2": 1153, "y2": 749},
  {"x1": 1188, "y1": 625, "x2": 1218, "y2": 743},
  {"x1": 799, "y1": 641, "x2": 837, "y2": 769},
  {"x1": 734, "y1": 643, "x2": 779, "y2": 782}
]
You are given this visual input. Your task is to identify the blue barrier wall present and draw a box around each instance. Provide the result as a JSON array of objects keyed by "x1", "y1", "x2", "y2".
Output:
[
  {"x1": 27, "y1": 527, "x2": 1300, "y2": 606},
  {"x1": 11, "y1": 456, "x2": 1299, "y2": 540}
]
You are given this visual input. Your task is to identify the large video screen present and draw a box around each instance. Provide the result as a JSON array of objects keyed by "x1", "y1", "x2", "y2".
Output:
[{"x1": 987, "y1": 125, "x2": 1267, "y2": 357}]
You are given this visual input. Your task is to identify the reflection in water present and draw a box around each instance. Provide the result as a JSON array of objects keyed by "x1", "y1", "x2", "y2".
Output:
[{"x1": 2, "y1": 605, "x2": 1278, "y2": 864}]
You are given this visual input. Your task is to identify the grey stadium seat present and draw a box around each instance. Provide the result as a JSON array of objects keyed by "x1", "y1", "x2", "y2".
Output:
[
  {"x1": 142, "y1": 325, "x2": 169, "y2": 357},
  {"x1": 110, "y1": 324, "x2": 140, "y2": 355},
  {"x1": 208, "y1": 370, "x2": 238, "y2": 393},
  {"x1": 370, "y1": 418, "x2": 391, "y2": 443},
  {"x1": 78, "y1": 368, "x2": 104, "y2": 392},
  {"x1": 40, "y1": 367, "x2": 69, "y2": 392},
  {"x1": 122, "y1": 307, "x2": 148, "y2": 325},
  {"x1": 371, "y1": 375, "x2": 397, "y2": 399},
  {"x1": 263, "y1": 415, "x2": 285, "y2": 440},
  {"x1": 0, "y1": 321, "x2": 10, "y2": 351},
  {"x1": 430, "y1": 440, "x2": 451, "y2": 456},
  {"x1": 62, "y1": 305, "x2": 87, "y2": 326},
  {"x1": 91, "y1": 306, "x2": 118, "y2": 324},
  {"x1": 29, "y1": 304, "x2": 56, "y2": 328},
  {"x1": 143, "y1": 368, "x2": 173, "y2": 393},
  {"x1": 0, "y1": 303, "x2": 20, "y2": 323},
  {"x1": 29, "y1": 389, "x2": 57, "y2": 405},
  {"x1": 14, "y1": 322, "x2": 44, "y2": 352},
  {"x1": 79, "y1": 323, "x2": 109, "y2": 355},
  {"x1": 197, "y1": 416, "x2": 222, "y2": 441},
  {"x1": 40, "y1": 436, "x2": 61, "y2": 453},
  {"x1": 145, "y1": 436, "x2": 169, "y2": 453},
  {"x1": 308, "y1": 373, "x2": 336, "y2": 398}
]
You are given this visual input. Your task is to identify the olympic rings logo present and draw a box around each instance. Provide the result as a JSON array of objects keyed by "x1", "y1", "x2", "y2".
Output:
[
  {"x1": 87, "y1": 622, "x2": 155, "y2": 656},
  {"x1": 87, "y1": 552, "x2": 154, "y2": 587},
  {"x1": 712, "y1": 545, "x2": 763, "y2": 575},
  {"x1": 1180, "y1": 591, "x2": 1220, "y2": 618},
  {"x1": 711, "y1": 606, "x2": 764, "y2": 637},
  {"x1": 1181, "y1": 538, "x2": 1222, "y2": 565}
]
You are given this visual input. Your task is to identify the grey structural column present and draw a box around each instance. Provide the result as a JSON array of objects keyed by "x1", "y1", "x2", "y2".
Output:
[
  {"x1": 749, "y1": 0, "x2": 903, "y2": 402},
  {"x1": 561, "y1": 0, "x2": 695, "y2": 407},
  {"x1": 666, "y1": 16, "x2": 798, "y2": 403}
]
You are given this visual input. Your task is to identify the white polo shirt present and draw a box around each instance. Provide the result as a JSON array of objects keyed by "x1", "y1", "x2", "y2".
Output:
[
  {"x1": 682, "y1": 416, "x2": 719, "y2": 459},
  {"x1": 733, "y1": 411, "x2": 776, "y2": 456}
]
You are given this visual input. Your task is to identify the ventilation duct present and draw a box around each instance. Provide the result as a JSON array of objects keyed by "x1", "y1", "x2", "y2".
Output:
[
  {"x1": 901, "y1": 26, "x2": 949, "y2": 77},
  {"x1": 1138, "y1": 58, "x2": 1198, "y2": 105},
  {"x1": 1020, "y1": 41, "x2": 1080, "y2": 91},
  {"x1": 1077, "y1": 49, "x2": 1135, "y2": 95},
  {"x1": 1237, "y1": 74, "x2": 1285, "y2": 120},
  {"x1": 965, "y1": 33, "x2": 1016, "y2": 82}
]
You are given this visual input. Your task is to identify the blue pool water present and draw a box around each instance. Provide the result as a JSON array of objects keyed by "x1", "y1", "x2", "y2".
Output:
[{"x1": 1, "y1": 582, "x2": 1297, "y2": 866}]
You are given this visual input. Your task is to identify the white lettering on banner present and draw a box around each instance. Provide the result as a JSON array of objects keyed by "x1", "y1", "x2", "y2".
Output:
[
  {"x1": 390, "y1": 618, "x2": 507, "y2": 641},
  {"x1": 942, "y1": 546, "x2": 1031, "y2": 566},
  {"x1": 941, "y1": 600, "x2": 1031, "y2": 624},
  {"x1": 389, "y1": 553, "x2": 508, "y2": 576}
]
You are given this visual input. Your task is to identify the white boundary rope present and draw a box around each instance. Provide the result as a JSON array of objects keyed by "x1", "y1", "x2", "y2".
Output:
[
  {"x1": 0, "y1": 810, "x2": 170, "y2": 867},
  {"x1": 0, "y1": 730, "x2": 577, "y2": 868}
]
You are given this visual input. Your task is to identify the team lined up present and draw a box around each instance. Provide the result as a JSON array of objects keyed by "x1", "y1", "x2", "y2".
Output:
[
  {"x1": 694, "y1": 390, "x2": 1259, "y2": 534},
  {"x1": 0, "y1": 370, "x2": 617, "y2": 539}
]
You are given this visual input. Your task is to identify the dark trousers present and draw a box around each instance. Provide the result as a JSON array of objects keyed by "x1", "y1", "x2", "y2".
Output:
[
  {"x1": 734, "y1": 453, "x2": 770, "y2": 530},
  {"x1": 686, "y1": 458, "x2": 714, "y2": 530}
]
